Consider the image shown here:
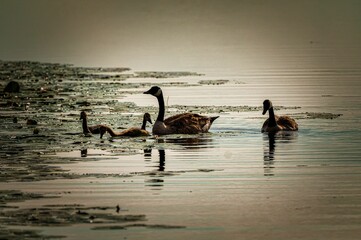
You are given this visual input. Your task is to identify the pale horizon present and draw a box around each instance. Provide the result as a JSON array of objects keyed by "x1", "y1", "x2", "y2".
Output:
[{"x1": 1, "y1": 0, "x2": 361, "y2": 72}]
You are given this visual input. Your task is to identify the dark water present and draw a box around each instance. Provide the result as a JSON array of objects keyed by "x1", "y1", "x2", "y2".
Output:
[{"x1": 1, "y1": 60, "x2": 361, "y2": 239}]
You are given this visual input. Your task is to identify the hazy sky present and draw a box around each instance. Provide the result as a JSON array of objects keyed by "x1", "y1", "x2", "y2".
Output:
[{"x1": 1, "y1": 0, "x2": 361, "y2": 71}]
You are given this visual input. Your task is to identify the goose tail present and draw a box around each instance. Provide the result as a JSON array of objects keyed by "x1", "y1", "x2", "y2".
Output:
[{"x1": 210, "y1": 116, "x2": 219, "y2": 123}]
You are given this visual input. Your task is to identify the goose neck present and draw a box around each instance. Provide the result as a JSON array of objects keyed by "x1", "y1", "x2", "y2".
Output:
[
  {"x1": 82, "y1": 116, "x2": 90, "y2": 133},
  {"x1": 156, "y1": 93, "x2": 165, "y2": 122},
  {"x1": 268, "y1": 107, "x2": 277, "y2": 127},
  {"x1": 107, "y1": 127, "x2": 118, "y2": 137},
  {"x1": 141, "y1": 117, "x2": 147, "y2": 130}
]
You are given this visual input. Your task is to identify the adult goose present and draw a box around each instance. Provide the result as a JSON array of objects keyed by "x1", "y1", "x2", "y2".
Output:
[
  {"x1": 143, "y1": 86, "x2": 219, "y2": 135},
  {"x1": 100, "y1": 113, "x2": 152, "y2": 138},
  {"x1": 80, "y1": 111, "x2": 105, "y2": 134},
  {"x1": 261, "y1": 99, "x2": 298, "y2": 133}
]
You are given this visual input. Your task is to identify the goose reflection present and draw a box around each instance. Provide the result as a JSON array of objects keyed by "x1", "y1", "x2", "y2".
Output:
[
  {"x1": 158, "y1": 149, "x2": 165, "y2": 171},
  {"x1": 263, "y1": 131, "x2": 298, "y2": 176},
  {"x1": 263, "y1": 133, "x2": 275, "y2": 176},
  {"x1": 161, "y1": 135, "x2": 214, "y2": 149},
  {"x1": 143, "y1": 135, "x2": 214, "y2": 190},
  {"x1": 143, "y1": 148, "x2": 166, "y2": 172},
  {"x1": 80, "y1": 148, "x2": 87, "y2": 157},
  {"x1": 264, "y1": 133, "x2": 276, "y2": 161},
  {"x1": 143, "y1": 148, "x2": 166, "y2": 190},
  {"x1": 143, "y1": 148, "x2": 152, "y2": 161}
]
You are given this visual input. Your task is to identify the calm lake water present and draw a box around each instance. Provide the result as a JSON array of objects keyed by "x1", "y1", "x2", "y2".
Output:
[{"x1": 1, "y1": 59, "x2": 361, "y2": 239}]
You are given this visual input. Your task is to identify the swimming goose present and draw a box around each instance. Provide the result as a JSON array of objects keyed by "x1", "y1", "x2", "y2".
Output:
[
  {"x1": 261, "y1": 99, "x2": 298, "y2": 133},
  {"x1": 100, "y1": 113, "x2": 152, "y2": 138},
  {"x1": 80, "y1": 111, "x2": 104, "y2": 134},
  {"x1": 143, "y1": 86, "x2": 219, "y2": 135}
]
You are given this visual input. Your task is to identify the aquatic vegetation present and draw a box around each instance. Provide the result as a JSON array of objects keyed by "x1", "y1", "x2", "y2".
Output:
[
  {"x1": 0, "y1": 189, "x2": 146, "y2": 237},
  {"x1": 0, "y1": 60, "x2": 350, "y2": 239},
  {"x1": 0, "y1": 226, "x2": 65, "y2": 239},
  {"x1": 0, "y1": 206, "x2": 146, "y2": 227},
  {"x1": 198, "y1": 79, "x2": 229, "y2": 85},
  {"x1": 285, "y1": 112, "x2": 343, "y2": 120},
  {"x1": 134, "y1": 71, "x2": 203, "y2": 78},
  {"x1": 303, "y1": 112, "x2": 343, "y2": 119},
  {"x1": 92, "y1": 223, "x2": 186, "y2": 230},
  {"x1": 0, "y1": 190, "x2": 57, "y2": 205}
]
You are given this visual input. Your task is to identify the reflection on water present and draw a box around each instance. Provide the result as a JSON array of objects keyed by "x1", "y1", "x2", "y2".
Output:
[
  {"x1": 143, "y1": 148, "x2": 152, "y2": 161},
  {"x1": 158, "y1": 149, "x2": 165, "y2": 172},
  {"x1": 3, "y1": 62, "x2": 361, "y2": 239},
  {"x1": 163, "y1": 135, "x2": 214, "y2": 149},
  {"x1": 143, "y1": 135, "x2": 214, "y2": 190},
  {"x1": 144, "y1": 148, "x2": 165, "y2": 190},
  {"x1": 263, "y1": 133, "x2": 275, "y2": 176},
  {"x1": 264, "y1": 133, "x2": 276, "y2": 162},
  {"x1": 263, "y1": 132, "x2": 298, "y2": 176},
  {"x1": 80, "y1": 148, "x2": 87, "y2": 158}
]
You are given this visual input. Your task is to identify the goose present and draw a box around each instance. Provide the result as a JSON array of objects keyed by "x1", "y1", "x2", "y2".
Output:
[
  {"x1": 143, "y1": 86, "x2": 219, "y2": 135},
  {"x1": 80, "y1": 111, "x2": 105, "y2": 134},
  {"x1": 261, "y1": 99, "x2": 298, "y2": 133},
  {"x1": 100, "y1": 113, "x2": 152, "y2": 138}
]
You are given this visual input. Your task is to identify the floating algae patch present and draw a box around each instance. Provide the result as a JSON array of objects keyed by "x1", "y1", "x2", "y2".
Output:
[
  {"x1": 251, "y1": 111, "x2": 343, "y2": 121},
  {"x1": 0, "y1": 60, "x2": 144, "y2": 119},
  {"x1": 0, "y1": 149, "x2": 138, "y2": 182},
  {"x1": 195, "y1": 104, "x2": 299, "y2": 114},
  {"x1": 134, "y1": 71, "x2": 203, "y2": 78},
  {"x1": 0, "y1": 205, "x2": 146, "y2": 227},
  {"x1": 301, "y1": 112, "x2": 343, "y2": 119},
  {"x1": 0, "y1": 190, "x2": 65, "y2": 239},
  {"x1": 0, "y1": 190, "x2": 57, "y2": 205},
  {"x1": 281, "y1": 112, "x2": 343, "y2": 120},
  {"x1": 166, "y1": 104, "x2": 300, "y2": 114},
  {"x1": 0, "y1": 154, "x2": 72, "y2": 182},
  {"x1": 198, "y1": 79, "x2": 229, "y2": 85},
  {"x1": 92, "y1": 223, "x2": 186, "y2": 230},
  {"x1": 113, "y1": 102, "x2": 281, "y2": 115},
  {"x1": 0, "y1": 203, "x2": 146, "y2": 239},
  {"x1": 0, "y1": 188, "x2": 147, "y2": 238},
  {"x1": 0, "y1": 226, "x2": 65, "y2": 240},
  {"x1": 158, "y1": 81, "x2": 198, "y2": 87}
]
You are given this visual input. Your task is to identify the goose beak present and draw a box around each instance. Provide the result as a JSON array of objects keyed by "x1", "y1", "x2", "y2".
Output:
[
  {"x1": 143, "y1": 90, "x2": 151, "y2": 94},
  {"x1": 262, "y1": 108, "x2": 267, "y2": 115},
  {"x1": 148, "y1": 119, "x2": 153, "y2": 124}
]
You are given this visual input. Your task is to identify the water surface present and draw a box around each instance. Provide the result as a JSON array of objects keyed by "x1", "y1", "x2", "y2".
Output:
[{"x1": 1, "y1": 60, "x2": 361, "y2": 239}]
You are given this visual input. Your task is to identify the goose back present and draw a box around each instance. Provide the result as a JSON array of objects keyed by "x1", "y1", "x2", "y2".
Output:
[
  {"x1": 100, "y1": 113, "x2": 152, "y2": 138},
  {"x1": 262, "y1": 115, "x2": 298, "y2": 133},
  {"x1": 152, "y1": 113, "x2": 218, "y2": 135}
]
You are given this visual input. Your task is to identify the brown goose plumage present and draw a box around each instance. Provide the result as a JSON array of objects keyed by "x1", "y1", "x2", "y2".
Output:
[
  {"x1": 100, "y1": 113, "x2": 152, "y2": 138},
  {"x1": 163, "y1": 113, "x2": 218, "y2": 134},
  {"x1": 143, "y1": 86, "x2": 218, "y2": 135},
  {"x1": 261, "y1": 99, "x2": 298, "y2": 133},
  {"x1": 80, "y1": 111, "x2": 106, "y2": 134}
]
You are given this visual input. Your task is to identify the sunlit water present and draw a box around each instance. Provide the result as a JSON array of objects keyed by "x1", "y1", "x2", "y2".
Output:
[{"x1": 2, "y1": 66, "x2": 361, "y2": 239}]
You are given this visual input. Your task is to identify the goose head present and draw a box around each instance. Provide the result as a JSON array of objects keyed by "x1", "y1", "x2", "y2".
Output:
[
  {"x1": 144, "y1": 112, "x2": 153, "y2": 124},
  {"x1": 143, "y1": 86, "x2": 162, "y2": 97},
  {"x1": 262, "y1": 99, "x2": 273, "y2": 115},
  {"x1": 80, "y1": 111, "x2": 87, "y2": 120}
]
